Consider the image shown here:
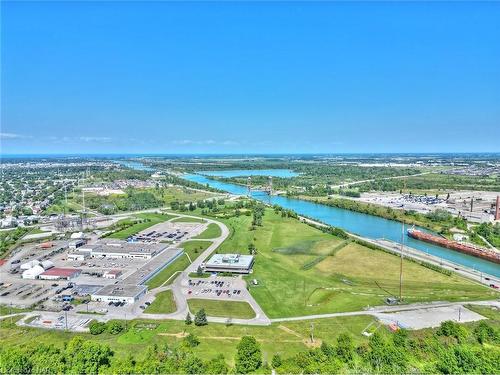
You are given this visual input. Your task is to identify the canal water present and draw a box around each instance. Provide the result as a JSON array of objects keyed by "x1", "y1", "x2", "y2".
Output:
[
  {"x1": 117, "y1": 160, "x2": 499, "y2": 277},
  {"x1": 184, "y1": 173, "x2": 500, "y2": 278}
]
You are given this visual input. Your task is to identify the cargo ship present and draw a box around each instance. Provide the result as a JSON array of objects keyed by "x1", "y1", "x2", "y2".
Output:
[{"x1": 407, "y1": 228, "x2": 500, "y2": 264}]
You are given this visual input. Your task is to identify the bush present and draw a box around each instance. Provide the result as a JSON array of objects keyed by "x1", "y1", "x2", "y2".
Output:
[
  {"x1": 107, "y1": 321, "x2": 125, "y2": 335},
  {"x1": 89, "y1": 321, "x2": 107, "y2": 335}
]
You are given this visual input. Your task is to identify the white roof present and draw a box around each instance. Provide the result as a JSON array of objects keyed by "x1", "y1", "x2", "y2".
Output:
[
  {"x1": 70, "y1": 232, "x2": 84, "y2": 239},
  {"x1": 22, "y1": 265, "x2": 45, "y2": 278},
  {"x1": 20, "y1": 259, "x2": 40, "y2": 270},
  {"x1": 41, "y1": 260, "x2": 54, "y2": 270}
]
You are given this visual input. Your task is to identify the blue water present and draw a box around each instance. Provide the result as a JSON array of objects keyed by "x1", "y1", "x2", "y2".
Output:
[
  {"x1": 115, "y1": 160, "x2": 155, "y2": 172},
  {"x1": 201, "y1": 169, "x2": 298, "y2": 178},
  {"x1": 184, "y1": 173, "x2": 500, "y2": 277}
]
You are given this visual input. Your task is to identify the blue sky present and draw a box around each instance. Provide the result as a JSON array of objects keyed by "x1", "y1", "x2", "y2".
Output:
[{"x1": 1, "y1": 1, "x2": 499, "y2": 154}]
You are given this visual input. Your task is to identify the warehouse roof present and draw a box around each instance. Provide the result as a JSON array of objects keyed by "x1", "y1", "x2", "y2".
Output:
[{"x1": 40, "y1": 267, "x2": 81, "y2": 277}]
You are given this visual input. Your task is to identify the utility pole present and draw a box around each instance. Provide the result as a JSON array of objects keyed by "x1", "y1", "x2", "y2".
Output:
[
  {"x1": 399, "y1": 222, "x2": 404, "y2": 302},
  {"x1": 310, "y1": 322, "x2": 315, "y2": 343},
  {"x1": 65, "y1": 309, "x2": 68, "y2": 330},
  {"x1": 458, "y1": 306, "x2": 461, "y2": 322}
]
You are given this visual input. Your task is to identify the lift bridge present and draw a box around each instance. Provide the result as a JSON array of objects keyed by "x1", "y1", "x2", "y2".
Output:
[{"x1": 246, "y1": 176, "x2": 273, "y2": 198}]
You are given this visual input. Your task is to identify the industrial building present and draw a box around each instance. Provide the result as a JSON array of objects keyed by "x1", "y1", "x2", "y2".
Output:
[
  {"x1": 39, "y1": 267, "x2": 82, "y2": 280},
  {"x1": 203, "y1": 254, "x2": 254, "y2": 274},
  {"x1": 103, "y1": 269, "x2": 122, "y2": 279},
  {"x1": 77, "y1": 241, "x2": 167, "y2": 260},
  {"x1": 67, "y1": 250, "x2": 91, "y2": 261},
  {"x1": 90, "y1": 284, "x2": 147, "y2": 304},
  {"x1": 69, "y1": 239, "x2": 86, "y2": 249}
]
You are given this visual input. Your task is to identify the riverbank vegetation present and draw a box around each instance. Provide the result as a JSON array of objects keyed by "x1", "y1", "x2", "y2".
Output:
[
  {"x1": 213, "y1": 208, "x2": 496, "y2": 318},
  {"x1": 303, "y1": 196, "x2": 468, "y2": 234}
]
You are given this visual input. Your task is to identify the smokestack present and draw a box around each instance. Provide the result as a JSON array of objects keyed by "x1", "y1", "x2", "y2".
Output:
[
  {"x1": 496, "y1": 196, "x2": 500, "y2": 221},
  {"x1": 470, "y1": 197, "x2": 474, "y2": 212}
]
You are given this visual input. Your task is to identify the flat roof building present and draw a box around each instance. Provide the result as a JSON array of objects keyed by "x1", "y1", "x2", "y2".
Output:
[
  {"x1": 90, "y1": 284, "x2": 147, "y2": 304},
  {"x1": 82, "y1": 241, "x2": 168, "y2": 259},
  {"x1": 203, "y1": 254, "x2": 254, "y2": 274},
  {"x1": 39, "y1": 267, "x2": 82, "y2": 280}
]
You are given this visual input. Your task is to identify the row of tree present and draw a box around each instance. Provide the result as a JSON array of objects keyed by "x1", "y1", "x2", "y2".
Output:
[{"x1": 3, "y1": 319, "x2": 498, "y2": 374}]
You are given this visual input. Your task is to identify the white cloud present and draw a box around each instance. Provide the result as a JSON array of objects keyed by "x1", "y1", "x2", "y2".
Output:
[
  {"x1": 0, "y1": 132, "x2": 31, "y2": 140},
  {"x1": 78, "y1": 136, "x2": 112, "y2": 143},
  {"x1": 172, "y1": 139, "x2": 238, "y2": 146}
]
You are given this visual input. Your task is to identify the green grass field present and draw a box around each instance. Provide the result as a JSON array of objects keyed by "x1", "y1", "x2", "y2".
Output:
[
  {"x1": 108, "y1": 213, "x2": 174, "y2": 239},
  {"x1": 193, "y1": 223, "x2": 222, "y2": 239},
  {"x1": 144, "y1": 290, "x2": 176, "y2": 314},
  {"x1": 0, "y1": 314, "x2": 374, "y2": 365},
  {"x1": 146, "y1": 240, "x2": 213, "y2": 289},
  {"x1": 216, "y1": 210, "x2": 498, "y2": 318},
  {"x1": 171, "y1": 216, "x2": 206, "y2": 223},
  {"x1": 187, "y1": 299, "x2": 256, "y2": 319},
  {"x1": 161, "y1": 187, "x2": 217, "y2": 205}
]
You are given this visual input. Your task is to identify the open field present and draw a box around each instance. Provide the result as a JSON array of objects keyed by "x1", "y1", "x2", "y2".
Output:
[
  {"x1": 216, "y1": 210, "x2": 498, "y2": 318},
  {"x1": 144, "y1": 290, "x2": 176, "y2": 314},
  {"x1": 0, "y1": 314, "x2": 375, "y2": 365},
  {"x1": 171, "y1": 216, "x2": 205, "y2": 223},
  {"x1": 187, "y1": 299, "x2": 256, "y2": 319},
  {"x1": 107, "y1": 213, "x2": 175, "y2": 239},
  {"x1": 146, "y1": 240, "x2": 213, "y2": 288},
  {"x1": 193, "y1": 223, "x2": 222, "y2": 239},
  {"x1": 160, "y1": 186, "x2": 218, "y2": 205}
]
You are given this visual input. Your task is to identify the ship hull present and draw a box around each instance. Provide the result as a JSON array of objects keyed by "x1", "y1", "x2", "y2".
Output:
[{"x1": 407, "y1": 229, "x2": 500, "y2": 264}]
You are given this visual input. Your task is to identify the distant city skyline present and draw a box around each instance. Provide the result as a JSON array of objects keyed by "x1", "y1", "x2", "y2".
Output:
[{"x1": 2, "y1": 1, "x2": 499, "y2": 154}]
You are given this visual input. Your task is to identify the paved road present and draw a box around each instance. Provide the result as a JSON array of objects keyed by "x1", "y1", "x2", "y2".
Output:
[
  {"x1": 139, "y1": 213, "x2": 271, "y2": 325},
  {"x1": 271, "y1": 300, "x2": 500, "y2": 323}
]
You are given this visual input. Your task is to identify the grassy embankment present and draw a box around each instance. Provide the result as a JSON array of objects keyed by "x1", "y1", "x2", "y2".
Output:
[
  {"x1": 146, "y1": 241, "x2": 213, "y2": 289},
  {"x1": 215, "y1": 209, "x2": 498, "y2": 318},
  {"x1": 171, "y1": 216, "x2": 205, "y2": 223},
  {"x1": 193, "y1": 223, "x2": 222, "y2": 239},
  {"x1": 144, "y1": 290, "x2": 176, "y2": 314}
]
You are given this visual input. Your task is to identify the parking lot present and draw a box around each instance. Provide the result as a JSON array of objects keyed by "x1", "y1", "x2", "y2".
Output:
[
  {"x1": 180, "y1": 276, "x2": 250, "y2": 302},
  {"x1": 132, "y1": 221, "x2": 207, "y2": 243},
  {"x1": 22, "y1": 312, "x2": 92, "y2": 332}
]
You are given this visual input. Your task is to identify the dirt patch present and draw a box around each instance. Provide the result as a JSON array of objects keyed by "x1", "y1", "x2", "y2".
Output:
[
  {"x1": 278, "y1": 325, "x2": 303, "y2": 338},
  {"x1": 303, "y1": 338, "x2": 322, "y2": 348}
]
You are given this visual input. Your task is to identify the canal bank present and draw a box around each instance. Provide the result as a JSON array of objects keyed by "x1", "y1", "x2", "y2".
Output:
[
  {"x1": 116, "y1": 160, "x2": 499, "y2": 278},
  {"x1": 182, "y1": 173, "x2": 500, "y2": 278}
]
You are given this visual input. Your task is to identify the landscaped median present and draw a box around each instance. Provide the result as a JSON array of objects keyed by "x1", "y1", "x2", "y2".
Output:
[
  {"x1": 146, "y1": 240, "x2": 213, "y2": 289},
  {"x1": 144, "y1": 290, "x2": 177, "y2": 314}
]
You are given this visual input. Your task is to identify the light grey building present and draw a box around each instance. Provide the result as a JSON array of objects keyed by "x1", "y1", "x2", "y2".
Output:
[{"x1": 203, "y1": 254, "x2": 254, "y2": 274}]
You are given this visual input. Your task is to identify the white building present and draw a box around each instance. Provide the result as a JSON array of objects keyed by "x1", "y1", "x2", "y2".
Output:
[
  {"x1": 90, "y1": 284, "x2": 147, "y2": 304},
  {"x1": 69, "y1": 239, "x2": 86, "y2": 249},
  {"x1": 103, "y1": 270, "x2": 122, "y2": 279},
  {"x1": 22, "y1": 265, "x2": 45, "y2": 279},
  {"x1": 67, "y1": 250, "x2": 91, "y2": 261}
]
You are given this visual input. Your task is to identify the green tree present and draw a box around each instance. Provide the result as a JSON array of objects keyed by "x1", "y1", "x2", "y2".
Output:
[
  {"x1": 336, "y1": 333, "x2": 354, "y2": 362},
  {"x1": 185, "y1": 312, "x2": 192, "y2": 325},
  {"x1": 194, "y1": 308, "x2": 208, "y2": 326},
  {"x1": 0, "y1": 347, "x2": 32, "y2": 374},
  {"x1": 235, "y1": 336, "x2": 262, "y2": 374},
  {"x1": 271, "y1": 354, "x2": 282, "y2": 369},
  {"x1": 65, "y1": 337, "x2": 113, "y2": 374},
  {"x1": 205, "y1": 354, "x2": 228, "y2": 374},
  {"x1": 107, "y1": 321, "x2": 125, "y2": 335},
  {"x1": 182, "y1": 355, "x2": 205, "y2": 374},
  {"x1": 184, "y1": 333, "x2": 200, "y2": 348},
  {"x1": 89, "y1": 320, "x2": 107, "y2": 335}
]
